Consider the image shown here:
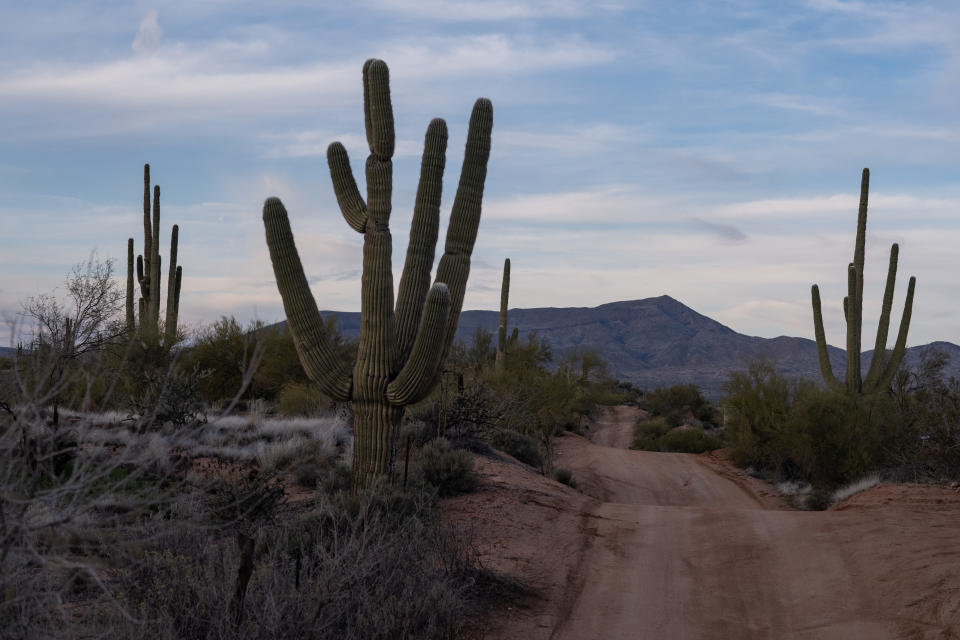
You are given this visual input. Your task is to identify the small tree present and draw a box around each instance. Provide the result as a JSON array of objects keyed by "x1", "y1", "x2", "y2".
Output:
[
  {"x1": 22, "y1": 254, "x2": 125, "y2": 358},
  {"x1": 20, "y1": 254, "x2": 126, "y2": 421}
]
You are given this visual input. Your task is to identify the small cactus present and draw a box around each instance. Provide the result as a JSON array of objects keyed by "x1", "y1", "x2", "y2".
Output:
[
  {"x1": 811, "y1": 168, "x2": 916, "y2": 394},
  {"x1": 495, "y1": 258, "x2": 510, "y2": 372},
  {"x1": 263, "y1": 59, "x2": 493, "y2": 490},
  {"x1": 125, "y1": 164, "x2": 182, "y2": 350}
]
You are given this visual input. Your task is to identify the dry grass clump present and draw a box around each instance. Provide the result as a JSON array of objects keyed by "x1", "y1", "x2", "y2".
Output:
[
  {"x1": 60, "y1": 409, "x2": 351, "y2": 476},
  {"x1": 829, "y1": 473, "x2": 880, "y2": 506},
  {"x1": 100, "y1": 487, "x2": 484, "y2": 640}
]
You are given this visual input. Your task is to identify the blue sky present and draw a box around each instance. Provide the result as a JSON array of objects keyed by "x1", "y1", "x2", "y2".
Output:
[{"x1": 1, "y1": 0, "x2": 959, "y2": 348}]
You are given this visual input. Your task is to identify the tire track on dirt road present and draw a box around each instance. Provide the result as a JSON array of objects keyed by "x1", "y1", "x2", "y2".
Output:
[{"x1": 551, "y1": 406, "x2": 896, "y2": 639}]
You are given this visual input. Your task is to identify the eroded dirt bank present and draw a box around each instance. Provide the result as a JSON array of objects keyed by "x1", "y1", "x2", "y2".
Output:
[{"x1": 446, "y1": 406, "x2": 960, "y2": 639}]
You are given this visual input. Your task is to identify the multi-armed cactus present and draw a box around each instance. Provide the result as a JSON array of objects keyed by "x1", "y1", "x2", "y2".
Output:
[
  {"x1": 126, "y1": 164, "x2": 182, "y2": 350},
  {"x1": 263, "y1": 59, "x2": 493, "y2": 489},
  {"x1": 495, "y1": 258, "x2": 510, "y2": 373},
  {"x1": 811, "y1": 168, "x2": 916, "y2": 394}
]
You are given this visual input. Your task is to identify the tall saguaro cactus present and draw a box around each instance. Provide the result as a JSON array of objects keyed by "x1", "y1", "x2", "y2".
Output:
[
  {"x1": 263, "y1": 59, "x2": 493, "y2": 490},
  {"x1": 811, "y1": 168, "x2": 916, "y2": 394},
  {"x1": 126, "y1": 164, "x2": 182, "y2": 350},
  {"x1": 495, "y1": 258, "x2": 510, "y2": 372}
]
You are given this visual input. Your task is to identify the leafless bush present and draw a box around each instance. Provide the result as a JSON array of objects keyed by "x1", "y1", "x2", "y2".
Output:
[{"x1": 97, "y1": 487, "x2": 483, "y2": 640}]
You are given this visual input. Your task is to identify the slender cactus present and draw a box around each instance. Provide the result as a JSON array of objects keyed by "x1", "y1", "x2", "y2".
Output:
[
  {"x1": 811, "y1": 168, "x2": 916, "y2": 394},
  {"x1": 495, "y1": 258, "x2": 510, "y2": 373},
  {"x1": 263, "y1": 59, "x2": 493, "y2": 490},
  {"x1": 125, "y1": 164, "x2": 183, "y2": 350}
]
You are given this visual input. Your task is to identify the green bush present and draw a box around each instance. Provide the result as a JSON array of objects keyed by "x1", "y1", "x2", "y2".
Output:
[
  {"x1": 724, "y1": 358, "x2": 900, "y2": 488},
  {"x1": 632, "y1": 417, "x2": 721, "y2": 453},
  {"x1": 658, "y1": 428, "x2": 722, "y2": 454},
  {"x1": 783, "y1": 387, "x2": 892, "y2": 488},
  {"x1": 489, "y1": 429, "x2": 543, "y2": 468},
  {"x1": 631, "y1": 416, "x2": 672, "y2": 450},
  {"x1": 722, "y1": 359, "x2": 795, "y2": 471},
  {"x1": 417, "y1": 439, "x2": 476, "y2": 497},
  {"x1": 644, "y1": 384, "x2": 716, "y2": 425},
  {"x1": 275, "y1": 381, "x2": 329, "y2": 416}
]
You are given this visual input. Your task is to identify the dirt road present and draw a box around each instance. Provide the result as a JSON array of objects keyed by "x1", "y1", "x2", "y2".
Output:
[{"x1": 548, "y1": 406, "x2": 960, "y2": 639}]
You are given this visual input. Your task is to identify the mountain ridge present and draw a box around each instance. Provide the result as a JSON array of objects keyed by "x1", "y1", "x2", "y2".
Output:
[{"x1": 295, "y1": 295, "x2": 957, "y2": 399}]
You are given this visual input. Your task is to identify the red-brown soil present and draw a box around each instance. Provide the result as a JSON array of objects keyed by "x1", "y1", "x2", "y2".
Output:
[{"x1": 444, "y1": 406, "x2": 960, "y2": 639}]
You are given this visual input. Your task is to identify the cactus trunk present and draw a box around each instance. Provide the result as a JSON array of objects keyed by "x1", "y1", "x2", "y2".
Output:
[
  {"x1": 263, "y1": 59, "x2": 492, "y2": 491},
  {"x1": 125, "y1": 239, "x2": 135, "y2": 334},
  {"x1": 496, "y1": 258, "x2": 510, "y2": 373},
  {"x1": 810, "y1": 168, "x2": 916, "y2": 395}
]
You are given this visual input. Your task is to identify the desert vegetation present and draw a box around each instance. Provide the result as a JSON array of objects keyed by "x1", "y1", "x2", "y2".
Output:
[
  {"x1": 5, "y1": 47, "x2": 960, "y2": 640},
  {"x1": 722, "y1": 350, "x2": 960, "y2": 506},
  {"x1": 631, "y1": 383, "x2": 723, "y2": 453}
]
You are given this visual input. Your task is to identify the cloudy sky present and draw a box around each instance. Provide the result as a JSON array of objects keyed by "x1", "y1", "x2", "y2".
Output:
[{"x1": 1, "y1": 0, "x2": 958, "y2": 348}]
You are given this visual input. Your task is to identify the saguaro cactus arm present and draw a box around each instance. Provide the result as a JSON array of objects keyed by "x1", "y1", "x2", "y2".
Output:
[
  {"x1": 328, "y1": 143, "x2": 368, "y2": 232},
  {"x1": 846, "y1": 262, "x2": 860, "y2": 393},
  {"x1": 862, "y1": 243, "x2": 899, "y2": 389},
  {"x1": 496, "y1": 257, "x2": 510, "y2": 372},
  {"x1": 434, "y1": 98, "x2": 494, "y2": 361},
  {"x1": 811, "y1": 284, "x2": 842, "y2": 392},
  {"x1": 867, "y1": 275, "x2": 916, "y2": 393},
  {"x1": 263, "y1": 198, "x2": 353, "y2": 401},
  {"x1": 386, "y1": 283, "x2": 451, "y2": 405},
  {"x1": 141, "y1": 166, "x2": 152, "y2": 302},
  {"x1": 126, "y1": 238, "x2": 135, "y2": 332},
  {"x1": 150, "y1": 185, "x2": 161, "y2": 340},
  {"x1": 164, "y1": 224, "x2": 180, "y2": 346},
  {"x1": 395, "y1": 118, "x2": 448, "y2": 363}
]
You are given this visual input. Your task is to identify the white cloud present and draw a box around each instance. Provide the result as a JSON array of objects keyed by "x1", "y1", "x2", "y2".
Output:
[
  {"x1": 0, "y1": 32, "x2": 612, "y2": 136},
  {"x1": 482, "y1": 186, "x2": 685, "y2": 224},
  {"x1": 372, "y1": 0, "x2": 621, "y2": 21},
  {"x1": 263, "y1": 131, "x2": 423, "y2": 159},
  {"x1": 751, "y1": 93, "x2": 845, "y2": 116},
  {"x1": 494, "y1": 123, "x2": 645, "y2": 155},
  {"x1": 714, "y1": 192, "x2": 960, "y2": 221},
  {"x1": 131, "y1": 9, "x2": 163, "y2": 54}
]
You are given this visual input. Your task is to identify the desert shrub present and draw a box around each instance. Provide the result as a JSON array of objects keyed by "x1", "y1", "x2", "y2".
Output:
[
  {"x1": 884, "y1": 348, "x2": 960, "y2": 480},
  {"x1": 724, "y1": 358, "x2": 900, "y2": 488},
  {"x1": 416, "y1": 438, "x2": 476, "y2": 497},
  {"x1": 553, "y1": 467, "x2": 576, "y2": 487},
  {"x1": 182, "y1": 315, "x2": 354, "y2": 406},
  {"x1": 489, "y1": 428, "x2": 542, "y2": 468},
  {"x1": 441, "y1": 377, "x2": 501, "y2": 439},
  {"x1": 127, "y1": 363, "x2": 209, "y2": 430},
  {"x1": 644, "y1": 383, "x2": 716, "y2": 426},
  {"x1": 631, "y1": 416, "x2": 672, "y2": 450},
  {"x1": 448, "y1": 437, "x2": 494, "y2": 457},
  {"x1": 276, "y1": 381, "x2": 330, "y2": 416},
  {"x1": 658, "y1": 427, "x2": 722, "y2": 453},
  {"x1": 106, "y1": 487, "x2": 479, "y2": 640},
  {"x1": 320, "y1": 462, "x2": 354, "y2": 493},
  {"x1": 784, "y1": 387, "x2": 894, "y2": 487},
  {"x1": 632, "y1": 416, "x2": 722, "y2": 454},
  {"x1": 804, "y1": 488, "x2": 833, "y2": 511},
  {"x1": 723, "y1": 359, "x2": 796, "y2": 470}
]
